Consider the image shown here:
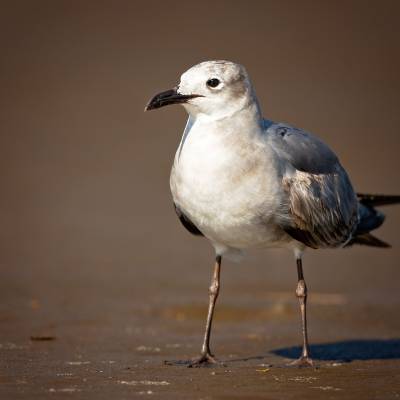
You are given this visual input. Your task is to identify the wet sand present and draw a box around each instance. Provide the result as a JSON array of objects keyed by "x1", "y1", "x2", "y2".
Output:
[
  {"x1": 1, "y1": 1, "x2": 400, "y2": 398},
  {"x1": 2, "y1": 250, "x2": 400, "y2": 399}
]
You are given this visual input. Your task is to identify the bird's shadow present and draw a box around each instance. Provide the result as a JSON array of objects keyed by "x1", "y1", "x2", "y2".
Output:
[
  {"x1": 272, "y1": 339, "x2": 400, "y2": 362},
  {"x1": 227, "y1": 339, "x2": 400, "y2": 364}
]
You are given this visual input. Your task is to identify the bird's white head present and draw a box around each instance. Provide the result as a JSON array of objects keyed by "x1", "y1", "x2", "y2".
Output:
[{"x1": 146, "y1": 60, "x2": 260, "y2": 120}]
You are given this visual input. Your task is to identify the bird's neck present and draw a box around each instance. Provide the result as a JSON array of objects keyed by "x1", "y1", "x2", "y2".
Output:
[
  {"x1": 176, "y1": 102, "x2": 264, "y2": 162},
  {"x1": 189, "y1": 99, "x2": 263, "y2": 134}
]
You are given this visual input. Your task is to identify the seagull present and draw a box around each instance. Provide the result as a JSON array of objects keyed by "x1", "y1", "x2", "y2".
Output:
[{"x1": 145, "y1": 60, "x2": 400, "y2": 367}]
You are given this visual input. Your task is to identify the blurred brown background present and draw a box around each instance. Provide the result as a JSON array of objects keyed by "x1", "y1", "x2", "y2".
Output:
[{"x1": 0, "y1": 1, "x2": 399, "y2": 398}]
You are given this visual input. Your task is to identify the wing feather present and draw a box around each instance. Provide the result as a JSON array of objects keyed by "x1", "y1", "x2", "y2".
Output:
[
  {"x1": 174, "y1": 203, "x2": 204, "y2": 236},
  {"x1": 267, "y1": 122, "x2": 358, "y2": 248}
]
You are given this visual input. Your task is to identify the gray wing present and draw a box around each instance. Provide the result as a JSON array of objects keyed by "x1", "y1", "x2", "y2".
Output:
[{"x1": 266, "y1": 121, "x2": 358, "y2": 248}]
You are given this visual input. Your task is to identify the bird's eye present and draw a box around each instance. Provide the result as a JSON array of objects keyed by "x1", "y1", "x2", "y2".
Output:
[{"x1": 206, "y1": 78, "x2": 220, "y2": 88}]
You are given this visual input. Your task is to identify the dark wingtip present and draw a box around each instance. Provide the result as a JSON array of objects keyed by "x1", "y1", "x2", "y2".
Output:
[
  {"x1": 357, "y1": 193, "x2": 400, "y2": 207},
  {"x1": 346, "y1": 233, "x2": 391, "y2": 248}
]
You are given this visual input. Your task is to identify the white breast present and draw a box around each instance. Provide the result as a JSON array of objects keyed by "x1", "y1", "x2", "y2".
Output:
[{"x1": 170, "y1": 118, "x2": 286, "y2": 252}]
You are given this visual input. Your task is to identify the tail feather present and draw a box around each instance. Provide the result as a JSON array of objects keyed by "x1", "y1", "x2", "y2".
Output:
[
  {"x1": 355, "y1": 204, "x2": 385, "y2": 235},
  {"x1": 346, "y1": 233, "x2": 391, "y2": 248},
  {"x1": 357, "y1": 193, "x2": 400, "y2": 207},
  {"x1": 350, "y1": 192, "x2": 399, "y2": 248}
]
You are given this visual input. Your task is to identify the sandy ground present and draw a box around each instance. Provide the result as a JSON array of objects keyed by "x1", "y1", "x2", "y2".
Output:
[
  {"x1": 2, "y1": 245, "x2": 400, "y2": 399},
  {"x1": 1, "y1": 1, "x2": 400, "y2": 399}
]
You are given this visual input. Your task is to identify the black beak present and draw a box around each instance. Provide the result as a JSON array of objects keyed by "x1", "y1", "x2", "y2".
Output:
[{"x1": 145, "y1": 88, "x2": 202, "y2": 111}]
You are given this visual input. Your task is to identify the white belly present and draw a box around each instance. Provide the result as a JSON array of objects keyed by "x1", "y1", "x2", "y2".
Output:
[{"x1": 170, "y1": 123, "x2": 286, "y2": 251}]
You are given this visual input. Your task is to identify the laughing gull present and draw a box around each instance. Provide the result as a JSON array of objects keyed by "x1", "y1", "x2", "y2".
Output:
[{"x1": 145, "y1": 60, "x2": 400, "y2": 367}]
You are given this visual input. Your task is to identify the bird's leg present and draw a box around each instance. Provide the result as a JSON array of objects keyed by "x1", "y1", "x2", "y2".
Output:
[
  {"x1": 187, "y1": 255, "x2": 224, "y2": 367},
  {"x1": 164, "y1": 255, "x2": 224, "y2": 368},
  {"x1": 289, "y1": 257, "x2": 313, "y2": 367}
]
